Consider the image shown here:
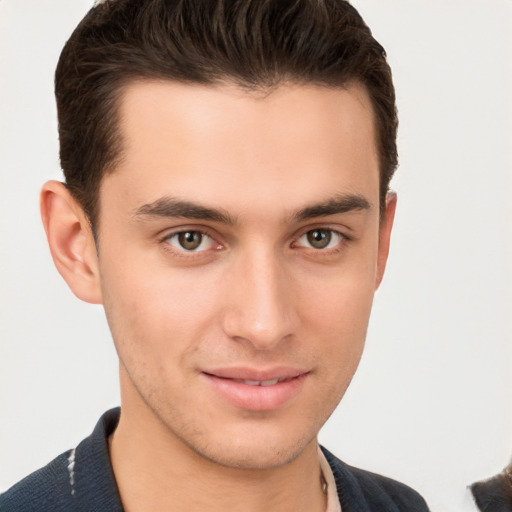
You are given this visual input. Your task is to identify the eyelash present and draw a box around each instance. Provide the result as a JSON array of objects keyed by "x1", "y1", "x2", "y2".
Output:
[
  {"x1": 160, "y1": 229, "x2": 221, "y2": 255},
  {"x1": 293, "y1": 228, "x2": 346, "y2": 252},
  {"x1": 159, "y1": 227, "x2": 349, "y2": 257}
]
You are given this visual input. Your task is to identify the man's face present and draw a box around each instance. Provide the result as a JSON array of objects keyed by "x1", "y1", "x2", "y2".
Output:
[{"x1": 95, "y1": 81, "x2": 393, "y2": 469}]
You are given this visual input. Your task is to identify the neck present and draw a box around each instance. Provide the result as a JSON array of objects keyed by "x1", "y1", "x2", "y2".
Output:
[{"x1": 109, "y1": 400, "x2": 326, "y2": 512}]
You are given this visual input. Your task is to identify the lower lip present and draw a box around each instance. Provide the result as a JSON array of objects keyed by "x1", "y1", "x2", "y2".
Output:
[{"x1": 203, "y1": 373, "x2": 309, "y2": 411}]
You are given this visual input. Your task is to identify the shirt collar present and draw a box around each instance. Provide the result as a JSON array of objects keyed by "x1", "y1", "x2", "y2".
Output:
[{"x1": 319, "y1": 445, "x2": 342, "y2": 512}]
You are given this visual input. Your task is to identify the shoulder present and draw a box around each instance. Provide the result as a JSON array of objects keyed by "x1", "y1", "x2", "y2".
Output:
[
  {"x1": 322, "y1": 447, "x2": 430, "y2": 512},
  {"x1": 0, "y1": 408, "x2": 122, "y2": 512},
  {"x1": 0, "y1": 451, "x2": 74, "y2": 512}
]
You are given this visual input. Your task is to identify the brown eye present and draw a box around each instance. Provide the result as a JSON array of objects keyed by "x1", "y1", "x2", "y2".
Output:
[
  {"x1": 306, "y1": 229, "x2": 332, "y2": 249},
  {"x1": 177, "y1": 231, "x2": 203, "y2": 250},
  {"x1": 164, "y1": 230, "x2": 219, "y2": 254}
]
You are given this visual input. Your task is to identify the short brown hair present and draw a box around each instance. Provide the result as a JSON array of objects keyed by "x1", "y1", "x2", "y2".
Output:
[{"x1": 55, "y1": 0, "x2": 397, "y2": 229}]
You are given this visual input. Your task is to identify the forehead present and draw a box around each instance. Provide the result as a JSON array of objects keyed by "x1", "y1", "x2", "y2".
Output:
[{"x1": 103, "y1": 80, "x2": 379, "y2": 218}]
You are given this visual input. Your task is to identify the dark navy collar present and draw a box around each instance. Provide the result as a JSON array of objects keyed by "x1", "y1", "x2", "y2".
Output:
[{"x1": 71, "y1": 407, "x2": 124, "y2": 511}]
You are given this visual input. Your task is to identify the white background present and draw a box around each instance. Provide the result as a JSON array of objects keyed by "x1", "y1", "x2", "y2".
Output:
[{"x1": 1, "y1": 1, "x2": 511, "y2": 511}]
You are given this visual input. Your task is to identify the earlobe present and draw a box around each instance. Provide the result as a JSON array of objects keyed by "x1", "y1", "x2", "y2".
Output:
[
  {"x1": 375, "y1": 192, "x2": 397, "y2": 289},
  {"x1": 40, "y1": 180, "x2": 103, "y2": 304}
]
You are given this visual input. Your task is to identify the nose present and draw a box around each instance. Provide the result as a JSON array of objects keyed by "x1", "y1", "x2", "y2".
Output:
[{"x1": 221, "y1": 249, "x2": 300, "y2": 351}]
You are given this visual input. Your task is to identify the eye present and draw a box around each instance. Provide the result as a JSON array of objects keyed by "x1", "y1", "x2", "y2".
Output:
[
  {"x1": 165, "y1": 230, "x2": 217, "y2": 252},
  {"x1": 296, "y1": 228, "x2": 344, "y2": 250}
]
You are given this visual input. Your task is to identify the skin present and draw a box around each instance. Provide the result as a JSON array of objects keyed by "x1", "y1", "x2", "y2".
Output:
[{"x1": 41, "y1": 81, "x2": 396, "y2": 512}]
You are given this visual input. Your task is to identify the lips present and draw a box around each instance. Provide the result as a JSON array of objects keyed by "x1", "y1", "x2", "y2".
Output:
[{"x1": 202, "y1": 367, "x2": 309, "y2": 411}]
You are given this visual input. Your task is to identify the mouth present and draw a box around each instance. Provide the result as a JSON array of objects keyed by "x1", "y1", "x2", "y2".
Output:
[
  {"x1": 206, "y1": 374, "x2": 297, "y2": 386},
  {"x1": 201, "y1": 368, "x2": 309, "y2": 411}
]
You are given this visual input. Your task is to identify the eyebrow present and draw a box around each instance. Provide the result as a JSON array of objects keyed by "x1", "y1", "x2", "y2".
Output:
[
  {"x1": 133, "y1": 193, "x2": 371, "y2": 225},
  {"x1": 293, "y1": 193, "x2": 371, "y2": 221},
  {"x1": 133, "y1": 197, "x2": 235, "y2": 224}
]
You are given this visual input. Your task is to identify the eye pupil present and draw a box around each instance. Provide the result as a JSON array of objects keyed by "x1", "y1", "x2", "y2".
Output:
[
  {"x1": 178, "y1": 231, "x2": 202, "y2": 250},
  {"x1": 307, "y1": 229, "x2": 331, "y2": 249}
]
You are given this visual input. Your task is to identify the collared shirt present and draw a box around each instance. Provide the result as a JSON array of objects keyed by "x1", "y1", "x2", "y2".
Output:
[{"x1": 0, "y1": 408, "x2": 430, "y2": 512}]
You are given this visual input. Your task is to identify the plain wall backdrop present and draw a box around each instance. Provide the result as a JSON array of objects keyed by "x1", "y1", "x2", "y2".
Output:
[{"x1": 1, "y1": 1, "x2": 511, "y2": 511}]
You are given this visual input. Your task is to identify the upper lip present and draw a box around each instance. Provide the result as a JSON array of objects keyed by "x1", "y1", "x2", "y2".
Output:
[{"x1": 202, "y1": 366, "x2": 310, "y2": 382}]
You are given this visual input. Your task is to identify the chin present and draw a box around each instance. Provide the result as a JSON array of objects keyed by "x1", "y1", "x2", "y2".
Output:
[
  {"x1": 197, "y1": 446, "x2": 305, "y2": 470},
  {"x1": 184, "y1": 426, "x2": 317, "y2": 470}
]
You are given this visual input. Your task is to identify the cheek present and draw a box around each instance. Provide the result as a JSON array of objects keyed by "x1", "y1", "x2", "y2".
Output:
[
  {"x1": 300, "y1": 257, "x2": 376, "y2": 334},
  {"x1": 297, "y1": 260, "x2": 376, "y2": 383},
  {"x1": 99, "y1": 256, "x2": 223, "y2": 366}
]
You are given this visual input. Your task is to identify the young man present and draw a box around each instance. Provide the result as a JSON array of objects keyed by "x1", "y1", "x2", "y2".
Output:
[{"x1": 1, "y1": 1, "x2": 429, "y2": 511}]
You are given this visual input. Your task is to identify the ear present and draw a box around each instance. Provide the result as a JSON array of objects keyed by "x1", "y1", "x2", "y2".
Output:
[
  {"x1": 375, "y1": 191, "x2": 397, "y2": 289},
  {"x1": 40, "y1": 180, "x2": 103, "y2": 304}
]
